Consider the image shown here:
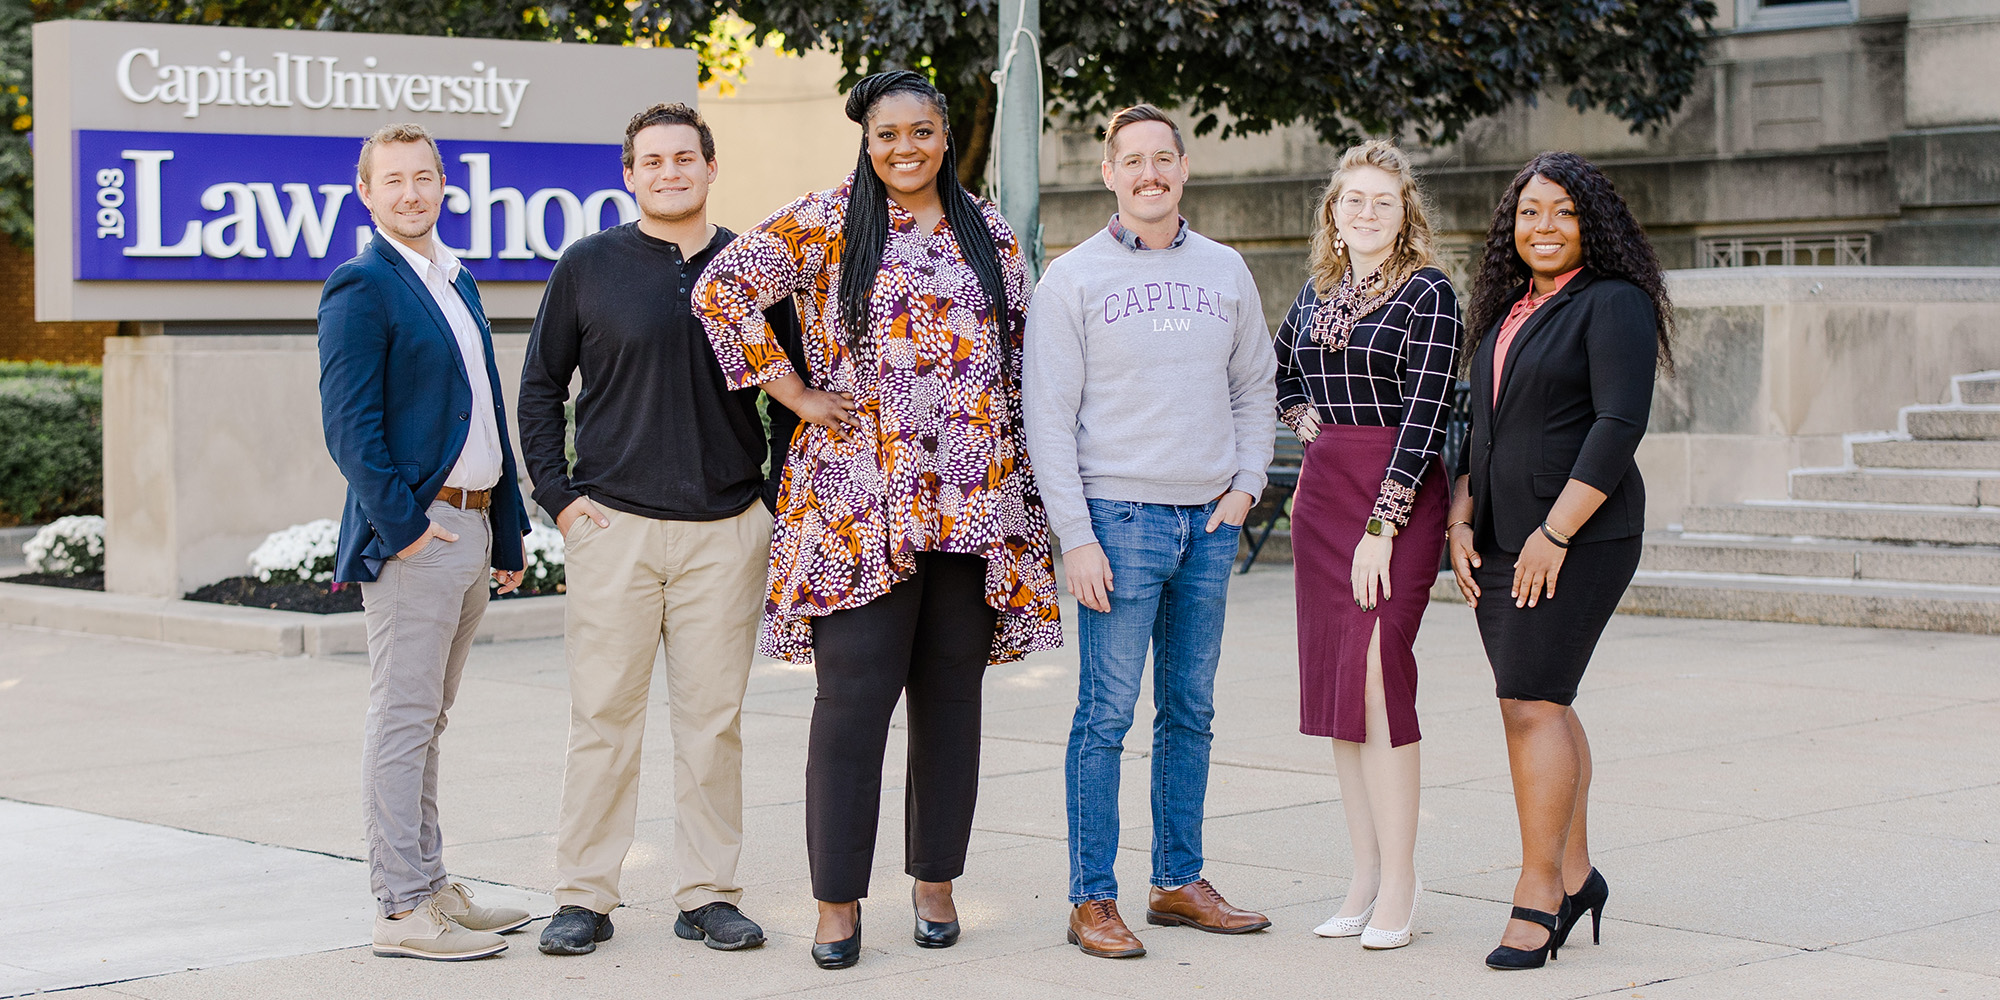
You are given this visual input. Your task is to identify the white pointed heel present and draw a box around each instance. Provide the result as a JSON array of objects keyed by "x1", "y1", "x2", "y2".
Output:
[
  {"x1": 1312, "y1": 898, "x2": 1374, "y2": 938},
  {"x1": 1360, "y1": 880, "x2": 1420, "y2": 950}
]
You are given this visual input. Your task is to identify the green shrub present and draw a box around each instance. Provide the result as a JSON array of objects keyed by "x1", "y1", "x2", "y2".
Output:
[{"x1": 0, "y1": 361, "x2": 103, "y2": 526}]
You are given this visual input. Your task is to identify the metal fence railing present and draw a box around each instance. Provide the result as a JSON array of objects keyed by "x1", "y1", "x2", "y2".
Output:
[{"x1": 1698, "y1": 233, "x2": 1871, "y2": 268}]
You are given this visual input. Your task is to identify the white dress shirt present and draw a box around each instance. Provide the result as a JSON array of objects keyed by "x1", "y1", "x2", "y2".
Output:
[{"x1": 381, "y1": 230, "x2": 503, "y2": 492}]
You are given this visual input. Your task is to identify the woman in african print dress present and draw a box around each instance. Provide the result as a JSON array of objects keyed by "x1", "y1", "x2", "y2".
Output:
[{"x1": 695, "y1": 70, "x2": 1060, "y2": 969}]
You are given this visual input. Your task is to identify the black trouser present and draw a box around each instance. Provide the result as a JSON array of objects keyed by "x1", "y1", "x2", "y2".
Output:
[{"x1": 806, "y1": 552, "x2": 998, "y2": 903}]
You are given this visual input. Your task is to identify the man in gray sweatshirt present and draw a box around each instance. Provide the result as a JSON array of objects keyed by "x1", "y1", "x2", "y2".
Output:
[{"x1": 1024, "y1": 103, "x2": 1279, "y2": 960}]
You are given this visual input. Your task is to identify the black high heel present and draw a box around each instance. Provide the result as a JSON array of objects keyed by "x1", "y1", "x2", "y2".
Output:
[
  {"x1": 1554, "y1": 868, "x2": 1608, "y2": 950},
  {"x1": 1484, "y1": 902, "x2": 1568, "y2": 970},
  {"x1": 811, "y1": 902, "x2": 861, "y2": 970},
  {"x1": 912, "y1": 885, "x2": 960, "y2": 948}
]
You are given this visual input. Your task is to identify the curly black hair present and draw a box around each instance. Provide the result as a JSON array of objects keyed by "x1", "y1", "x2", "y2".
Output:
[{"x1": 1464, "y1": 152, "x2": 1674, "y2": 374}]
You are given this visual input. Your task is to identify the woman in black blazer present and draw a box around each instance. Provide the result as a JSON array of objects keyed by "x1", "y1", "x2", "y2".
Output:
[{"x1": 1446, "y1": 152, "x2": 1673, "y2": 970}]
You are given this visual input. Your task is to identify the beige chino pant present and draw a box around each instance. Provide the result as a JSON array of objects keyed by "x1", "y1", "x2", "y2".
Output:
[{"x1": 554, "y1": 502, "x2": 772, "y2": 914}]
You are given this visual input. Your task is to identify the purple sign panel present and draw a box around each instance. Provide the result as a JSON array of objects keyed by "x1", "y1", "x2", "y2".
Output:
[{"x1": 74, "y1": 129, "x2": 634, "y2": 282}]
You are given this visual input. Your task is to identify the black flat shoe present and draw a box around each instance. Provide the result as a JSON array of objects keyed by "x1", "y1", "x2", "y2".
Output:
[
  {"x1": 1485, "y1": 903, "x2": 1566, "y2": 970},
  {"x1": 1553, "y1": 868, "x2": 1608, "y2": 950},
  {"x1": 811, "y1": 903, "x2": 861, "y2": 970},
  {"x1": 912, "y1": 887, "x2": 960, "y2": 949},
  {"x1": 538, "y1": 905, "x2": 614, "y2": 956}
]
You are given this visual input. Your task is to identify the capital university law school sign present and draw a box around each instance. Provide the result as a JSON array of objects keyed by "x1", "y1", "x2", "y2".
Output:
[{"x1": 34, "y1": 20, "x2": 696, "y2": 321}]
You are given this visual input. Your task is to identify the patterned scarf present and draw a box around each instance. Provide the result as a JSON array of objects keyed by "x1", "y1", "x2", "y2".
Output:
[{"x1": 1307, "y1": 266, "x2": 1394, "y2": 351}]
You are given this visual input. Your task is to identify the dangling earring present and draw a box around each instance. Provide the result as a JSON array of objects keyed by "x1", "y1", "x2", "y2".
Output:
[{"x1": 1334, "y1": 234, "x2": 1346, "y2": 256}]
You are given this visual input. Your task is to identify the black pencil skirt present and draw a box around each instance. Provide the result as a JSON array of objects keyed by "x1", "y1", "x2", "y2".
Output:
[{"x1": 1470, "y1": 534, "x2": 1642, "y2": 705}]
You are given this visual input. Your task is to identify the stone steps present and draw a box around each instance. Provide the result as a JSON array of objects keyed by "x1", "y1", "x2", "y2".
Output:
[
  {"x1": 1953, "y1": 371, "x2": 2000, "y2": 406},
  {"x1": 1788, "y1": 468, "x2": 1998, "y2": 506},
  {"x1": 1618, "y1": 571, "x2": 2000, "y2": 634},
  {"x1": 1680, "y1": 501, "x2": 2000, "y2": 546},
  {"x1": 1634, "y1": 369, "x2": 2000, "y2": 632},
  {"x1": 1642, "y1": 531, "x2": 2000, "y2": 586},
  {"x1": 1904, "y1": 405, "x2": 2000, "y2": 441},
  {"x1": 1850, "y1": 438, "x2": 2000, "y2": 469}
]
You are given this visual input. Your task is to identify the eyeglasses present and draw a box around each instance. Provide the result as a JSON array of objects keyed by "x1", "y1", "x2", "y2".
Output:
[
  {"x1": 1337, "y1": 194, "x2": 1403, "y2": 218},
  {"x1": 1113, "y1": 151, "x2": 1182, "y2": 175}
]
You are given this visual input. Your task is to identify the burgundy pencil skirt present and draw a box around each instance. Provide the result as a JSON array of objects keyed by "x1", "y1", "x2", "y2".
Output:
[{"x1": 1292, "y1": 424, "x2": 1448, "y2": 747}]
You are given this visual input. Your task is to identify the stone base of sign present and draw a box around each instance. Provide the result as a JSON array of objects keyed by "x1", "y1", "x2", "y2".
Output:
[
  {"x1": 0, "y1": 580, "x2": 563, "y2": 655},
  {"x1": 101, "y1": 331, "x2": 532, "y2": 598},
  {"x1": 0, "y1": 525, "x2": 37, "y2": 563}
]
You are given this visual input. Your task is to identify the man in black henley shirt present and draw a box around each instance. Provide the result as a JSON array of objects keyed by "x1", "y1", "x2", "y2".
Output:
[{"x1": 519, "y1": 102, "x2": 801, "y2": 958}]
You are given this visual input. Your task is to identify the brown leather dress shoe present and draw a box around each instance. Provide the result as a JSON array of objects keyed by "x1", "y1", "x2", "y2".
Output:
[
  {"x1": 1146, "y1": 880, "x2": 1272, "y2": 934},
  {"x1": 1068, "y1": 899, "x2": 1147, "y2": 958}
]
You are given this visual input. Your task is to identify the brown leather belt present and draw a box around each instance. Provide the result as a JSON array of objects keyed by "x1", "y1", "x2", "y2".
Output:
[{"x1": 436, "y1": 486, "x2": 491, "y2": 510}]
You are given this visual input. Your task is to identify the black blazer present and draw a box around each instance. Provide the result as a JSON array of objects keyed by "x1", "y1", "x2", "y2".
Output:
[{"x1": 1457, "y1": 269, "x2": 1657, "y2": 552}]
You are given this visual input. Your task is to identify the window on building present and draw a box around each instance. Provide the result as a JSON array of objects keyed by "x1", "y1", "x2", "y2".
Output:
[{"x1": 1742, "y1": 0, "x2": 1856, "y2": 31}]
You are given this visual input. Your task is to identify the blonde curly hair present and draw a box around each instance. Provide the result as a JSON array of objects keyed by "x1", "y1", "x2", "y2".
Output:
[{"x1": 1306, "y1": 139, "x2": 1437, "y2": 298}]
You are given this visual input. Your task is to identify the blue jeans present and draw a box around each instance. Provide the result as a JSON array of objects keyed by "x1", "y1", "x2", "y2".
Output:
[{"x1": 1066, "y1": 498, "x2": 1239, "y2": 903}]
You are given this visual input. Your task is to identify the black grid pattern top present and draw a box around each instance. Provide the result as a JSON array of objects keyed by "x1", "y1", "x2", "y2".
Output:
[{"x1": 1274, "y1": 266, "x2": 1462, "y2": 526}]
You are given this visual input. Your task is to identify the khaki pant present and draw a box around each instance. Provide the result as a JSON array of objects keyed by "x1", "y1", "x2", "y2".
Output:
[{"x1": 554, "y1": 502, "x2": 772, "y2": 913}]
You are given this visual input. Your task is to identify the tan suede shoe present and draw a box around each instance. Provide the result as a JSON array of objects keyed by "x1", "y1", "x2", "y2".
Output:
[
  {"x1": 1068, "y1": 899, "x2": 1146, "y2": 958},
  {"x1": 373, "y1": 898, "x2": 508, "y2": 961},
  {"x1": 433, "y1": 881, "x2": 532, "y2": 934},
  {"x1": 1146, "y1": 880, "x2": 1272, "y2": 934}
]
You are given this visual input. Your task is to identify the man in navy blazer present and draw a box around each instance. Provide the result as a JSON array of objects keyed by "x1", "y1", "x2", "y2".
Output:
[{"x1": 318, "y1": 122, "x2": 531, "y2": 962}]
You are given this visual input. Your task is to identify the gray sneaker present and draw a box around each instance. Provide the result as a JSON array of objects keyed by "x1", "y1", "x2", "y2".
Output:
[
  {"x1": 434, "y1": 881, "x2": 532, "y2": 934},
  {"x1": 674, "y1": 902, "x2": 766, "y2": 950},
  {"x1": 539, "y1": 905, "x2": 615, "y2": 955},
  {"x1": 373, "y1": 898, "x2": 508, "y2": 961}
]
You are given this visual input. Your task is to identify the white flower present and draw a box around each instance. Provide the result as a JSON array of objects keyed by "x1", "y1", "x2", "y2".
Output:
[
  {"x1": 24, "y1": 515, "x2": 106, "y2": 576},
  {"x1": 495, "y1": 522, "x2": 566, "y2": 593},
  {"x1": 247, "y1": 519, "x2": 341, "y2": 584}
]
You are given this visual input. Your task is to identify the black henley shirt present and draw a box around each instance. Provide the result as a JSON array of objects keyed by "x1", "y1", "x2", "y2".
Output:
[{"x1": 518, "y1": 222, "x2": 804, "y2": 523}]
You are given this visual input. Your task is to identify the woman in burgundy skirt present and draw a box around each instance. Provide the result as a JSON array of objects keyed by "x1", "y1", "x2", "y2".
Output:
[{"x1": 1275, "y1": 140, "x2": 1460, "y2": 951}]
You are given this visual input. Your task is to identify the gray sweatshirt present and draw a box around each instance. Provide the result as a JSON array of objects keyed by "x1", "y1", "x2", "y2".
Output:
[{"x1": 1024, "y1": 226, "x2": 1279, "y2": 553}]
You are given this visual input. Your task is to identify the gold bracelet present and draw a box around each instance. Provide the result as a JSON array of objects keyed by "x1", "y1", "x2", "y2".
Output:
[
  {"x1": 1446, "y1": 519, "x2": 1472, "y2": 536},
  {"x1": 1541, "y1": 520, "x2": 1573, "y2": 545}
]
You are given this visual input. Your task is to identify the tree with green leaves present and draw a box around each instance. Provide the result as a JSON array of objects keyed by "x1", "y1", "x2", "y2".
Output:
[
  {"x1": 1, "y1": 0, "x2": 1716, "y2": 245},
  {"x1": 642, "y1": 0, "x2": 1718, "y2": 188}
]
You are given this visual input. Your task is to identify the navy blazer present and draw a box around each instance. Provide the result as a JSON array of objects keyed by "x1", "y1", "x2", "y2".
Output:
[
  {"x1": 1457, "y1": 269, "x2": 1657, "y2": 552},
  {"x1": 318, "y1": 232, "x2": 530, "y2": 583}
]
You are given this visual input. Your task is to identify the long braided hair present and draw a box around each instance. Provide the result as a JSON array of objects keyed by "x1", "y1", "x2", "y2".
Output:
[
  {"x1": 1465, "y1": 151, "x2": 1675, "y2": 373},
  {"x1": 837, "y1": 70, "x2": 1009, "y2": 350}
]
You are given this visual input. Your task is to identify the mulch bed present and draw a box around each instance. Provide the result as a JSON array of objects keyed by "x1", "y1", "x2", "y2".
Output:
[
  {"x1": 4, "y1": 571, "x2": 551, "y2": 614},
  {"x1": 187, "y1": 576, "x2": 365, "y2": 614},
  {"x1": 7, "y1": 572, "x2": 105, "y2": 591},
  {"x1": 186, "y1": 575, "x2": 556, "y2": 614}
]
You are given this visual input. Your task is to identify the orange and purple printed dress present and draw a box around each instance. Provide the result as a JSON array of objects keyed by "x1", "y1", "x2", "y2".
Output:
[{"x1": 694, "y1": 176, "x2": 1061, "y2": 664}]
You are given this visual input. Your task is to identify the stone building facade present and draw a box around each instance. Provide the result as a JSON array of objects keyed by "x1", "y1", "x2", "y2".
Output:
[{"x1": 1040, "y1": 0, "x2": 2000, "y2": 326}]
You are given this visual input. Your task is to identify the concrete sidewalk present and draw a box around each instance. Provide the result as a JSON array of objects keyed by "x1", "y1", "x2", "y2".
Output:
[{"x1": 1, "y1": 567, "x2": 1996, "y2": 999}]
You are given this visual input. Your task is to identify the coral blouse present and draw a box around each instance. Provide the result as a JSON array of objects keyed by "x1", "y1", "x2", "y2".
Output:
[
  {"x1": 1492, "y1": 267, "x2": 1583, "y2": 406},
  {"x1": 694, "y1": 176, "x2": 1061, "y2": 664}
]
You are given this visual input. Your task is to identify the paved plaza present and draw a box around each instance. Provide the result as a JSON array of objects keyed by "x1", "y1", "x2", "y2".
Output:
[{"x1": 2, "y1": 567, "x2": 1997, "y2": 999}]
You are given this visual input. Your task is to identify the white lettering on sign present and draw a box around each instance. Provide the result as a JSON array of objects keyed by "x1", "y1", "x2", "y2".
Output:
[
  {"x1": 95, "y1": 169, "x2": 127, "y2": 240},
  {"x1": 112, "y1": 149, "x2": 636, "y2": 263},
  {"x1": 116, "y1": 48, "x2": 531, "y2": 127}
]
